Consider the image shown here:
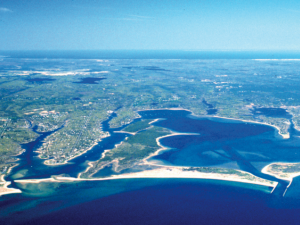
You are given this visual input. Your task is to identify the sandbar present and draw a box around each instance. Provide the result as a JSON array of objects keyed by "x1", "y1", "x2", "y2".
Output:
[
  {"x1": 0, "y1": 175, "x2": 22, "y2": 196},
  {"x1": 15, "y1": 165, "x2": 277, "y2": 190}
]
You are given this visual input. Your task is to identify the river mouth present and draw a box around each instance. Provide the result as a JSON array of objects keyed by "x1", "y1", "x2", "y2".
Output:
[
  {"x1": 6, "y1": 109, "x2": 297, "y2": 188},
  {"x1": 2, "y1": 109, "x2": 300, "y2": 224},
  {"x1": 5, "y1": 111, "x2": 130, "y2": 182}
]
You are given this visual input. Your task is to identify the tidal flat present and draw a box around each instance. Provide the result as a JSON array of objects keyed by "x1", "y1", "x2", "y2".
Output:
[{"x1": 2, "y1": 53, "x2": 300, "y2": 224}]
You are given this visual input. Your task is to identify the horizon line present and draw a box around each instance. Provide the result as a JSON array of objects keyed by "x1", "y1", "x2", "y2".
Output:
[{"x1": 2, "y1": 49, "x2": 300, "y2": 52}]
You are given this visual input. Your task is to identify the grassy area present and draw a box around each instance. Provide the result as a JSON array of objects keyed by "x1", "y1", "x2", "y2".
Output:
[
  {"x1": 184, "y1": 167, "x2": 276, "y2": 185},
  {"x1": 2, "y1": 57, "x2": 300, "y2": 177},
  {"x1": 122, "y1": 119, "x2": 154, "y2": 133},
  {"x1": 269, "y1": 163, "x2": 300, "y2": 173},
  {"x1": 81, "y1": 126, "x2": 171, "y2": 177}
]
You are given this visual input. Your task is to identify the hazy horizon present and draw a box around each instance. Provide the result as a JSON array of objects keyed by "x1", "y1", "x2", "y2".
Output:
[{"x1": 1, "y1": 0, "x2": 300, "y2": 51}]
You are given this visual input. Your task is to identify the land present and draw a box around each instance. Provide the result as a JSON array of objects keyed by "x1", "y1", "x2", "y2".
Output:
[
  {"x1": 1, "y1": 58, "x2": 300, "y2": 186},
  {"x1": 38, "y1": 110, "x2": 110, "y2": 165},
  {"x1": 81, "y1": 125, "x2": 172, "y2": 177},
  {"x1": 262, "y1": 163, "x2": 300, "y2": 181},
  {"x1": 0, "y1": 175, "x2": 22, "y2": 196},
  {"x1": 77, "y1": 120, "x2": 276, "y2": 190},
  {"x1": 14, "y1": 165, "x2": 277, "y2": 190},
  {"x1": 121, "y1": 119, "x2": 153, "y2": 133}
]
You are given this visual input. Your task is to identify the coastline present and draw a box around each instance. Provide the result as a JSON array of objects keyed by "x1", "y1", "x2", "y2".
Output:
[
  {"x1": 77, "y1": 108, "x2": 285, "y2": 189},
  {"x1": 261, "y1": 162, "x2": 300, "y2": 181},
  {"x1": 138, "y1": 107, "x2": 290, "y2": 139},
  {"x1": 41, "y1": 134, "x2": 110, "y2": 166},
  {"x1": 40, "y1": 107, "x2": 290, "y2": 168},
  {"x1": 114, "y1": 130, "x2": 136, "y2": 135},
  {"x1": 209, "y1": 115, "x2": 290, "y2": 139},
  {"x1": 15, "y1": 165, "x2": 277, "y2": 189},
  {"x1": 142, "y1": 131, "x2": 200, "y2": 165},
  {"x1": 0, "y1": 175, "x2": 22, "y2": 196},
  {"x1": 261, "y1": 163, "x2": 300, "y2": 196},
  {"x1": 149, "y1": 118, "x2": 160, "y2": 124},
  {"x1": 3, "y1": 107, "x2": 293, "y2": 196}
]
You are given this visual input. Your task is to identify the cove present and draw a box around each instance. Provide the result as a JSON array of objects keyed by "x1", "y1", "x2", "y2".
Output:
[
  {"x1": 6, "y1": 109, "x2": 299, "y2": 193},
  {"x1": 5, "y1": 111, "x2": 132, "y2": 182},
  {"x1": 2, "y1": 109, "x2": 300, "y2": 224}
]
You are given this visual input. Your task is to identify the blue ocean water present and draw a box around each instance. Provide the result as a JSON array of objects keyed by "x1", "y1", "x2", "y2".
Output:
[
  {"x1": 5, "y1": 111, "x2": 130, "y2": 181},
  {"x1": 1, "y1": 109, "x2": 299, "y2": 224},
  {"x1": 1, "y1": 51, "x2": 300, "y2": 224},
  {"x1": 1, "y1": 178, "x2": 300, "y2": 225}
]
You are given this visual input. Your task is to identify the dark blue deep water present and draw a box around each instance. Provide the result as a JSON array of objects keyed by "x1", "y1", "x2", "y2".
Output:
[
  {"x1": 73, "y1": 77, "x2": 106, "y2": 84},
  {"x1": 1, "y1": 109, "x2": 300, "y2": 224},
  {"x1": 251, "y1": 107, "x2": 292, "y2": 119},
  {"x1": 1, "y1": 179, "x2": 300, "y2": 225}
]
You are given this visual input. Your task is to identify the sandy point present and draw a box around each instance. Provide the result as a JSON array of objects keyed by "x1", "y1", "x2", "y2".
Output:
[{"x1": 0, "y1": 175, "x2": 22, "y2": 197}]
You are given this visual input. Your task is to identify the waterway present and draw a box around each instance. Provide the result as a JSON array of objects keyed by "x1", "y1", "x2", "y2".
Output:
[
  {"x1": 73, "y1": 77, "x2": 106, "y2": 84},
  {"x1": 5, "y1": 111, "x2": 131, "y2": 182},
  {"x1": 1, "y1": 109, "x2": 300, "y2": 224}
]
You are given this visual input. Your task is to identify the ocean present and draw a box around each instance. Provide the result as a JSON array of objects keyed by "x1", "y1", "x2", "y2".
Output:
[{"x1": 1, "y1": 51, "x2": 300, "y2": 224}]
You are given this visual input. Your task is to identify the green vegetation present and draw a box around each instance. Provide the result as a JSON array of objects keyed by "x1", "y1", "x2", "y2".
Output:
[
  {"x1": 122, "y1": 119, "x2": 154, "y2": 133},
  {"x1": 1, "y1": 58, "x2": 300, "y2": 177},
  {"x1": 81, "y1": 126, "x2": 171, "y2": 177},
  {"x1": 185, "y1": 166, "x2": 254, "y2": 177},
  {"x1": 266, "y1": 163, "x2": 300, "y2": 178},
  {"x1": 184, "y1": 167, "x2": 276, "y2": 185},
  {"x1": 39, "y1": 110, "x2": 110, "y2": 164},
  {"x1": 0, "y1": 119, "x2": 38, "y2": 173},
  {"x1": 109, "y1": 108, "x2": 139, "y2": 128}
]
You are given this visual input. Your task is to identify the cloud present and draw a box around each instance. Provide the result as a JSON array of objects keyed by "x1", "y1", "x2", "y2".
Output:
[{"x1": 0, "y1": 7, "x2": 12, "y2": 12}]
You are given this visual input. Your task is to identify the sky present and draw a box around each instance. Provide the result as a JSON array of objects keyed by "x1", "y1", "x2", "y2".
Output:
[{"x1": 1, "y1": 0, "x2": 300, "y2": 50}]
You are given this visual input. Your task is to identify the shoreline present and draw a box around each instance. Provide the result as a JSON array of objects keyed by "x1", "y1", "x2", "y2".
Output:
[
  {"x1": 0, "y1": 175, "x2": 22, "y2": 197},
  {"x1": 14, "y1": 165, "x2": 277, "y2": 189},
  {"x1": 34, "y1": 107, "x2": 292, "y2": 167},
  {"x1": 3, "y1": 107, "x2": 293, "y2": 196},
  {"x1": 260, "y1": 163, "x2": 299, "y2": 196},
  {"x1": 138, "y1": 107, "x2": 290, "y2": 139},
  {"x1": 209, "y1": 115, "x2": 290, "y2": 139},
  {"x1": 261, "y1": 162, "x2": 300, "y2": 181},
  {"x1": 41, "y1": 134, "x2": 110, "y2": 166},
  {"x1": 114, "y1": 118, "x2": 161, "y2": 136},
  {"x1": 137, "y1": 107, "x2": 196, "y2": 117},
  {"x1": 142, "y1": 131, "x2": 200, "y2": 165},
  {"x1": 114, "y1": 130, "x2": 136, "y2": 135},
  {"x1": 149, "y1": 118, "x2": 160, "y2": 124}
]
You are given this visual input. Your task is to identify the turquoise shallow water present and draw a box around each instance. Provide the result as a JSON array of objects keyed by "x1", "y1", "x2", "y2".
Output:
[
  {"x1": 2, "y1": 51, "x2": 300, "y2": 224},
  {"x1": 1, "y1": 109, "x2": 300, "y2": 224},
  {"x1": 1, "y1": 178, "x2": 300, "y2": 225},
  {"x1": 5, "y1": 110, "x2": 130, "y2": 181},
  {"x1": 140, "y1": 110, "x2": 295, "y2": 185}
]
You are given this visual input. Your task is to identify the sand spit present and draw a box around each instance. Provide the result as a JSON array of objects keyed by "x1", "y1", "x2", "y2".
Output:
[
  {"x1": 143, "y1": 132, "x2": 200, "y2": 165},
  {"x1": 138, "y1": 107, "x2": 290, "y2": 139},
  {"x1": 5, "y1": 108, "x2": 290, "y2": 196},
  {"x1": 0, "y1": 175, "x2": 22, "y2": 196},
  {"x1": 15, "y1": 165, "x2": 277, "y2": 189},
  {"x1": 261, "y1": 162, "x2": 300, "y2": 181},
  {"x1": 210, "y1": 115, "x2": 290, "y2": 139}
]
